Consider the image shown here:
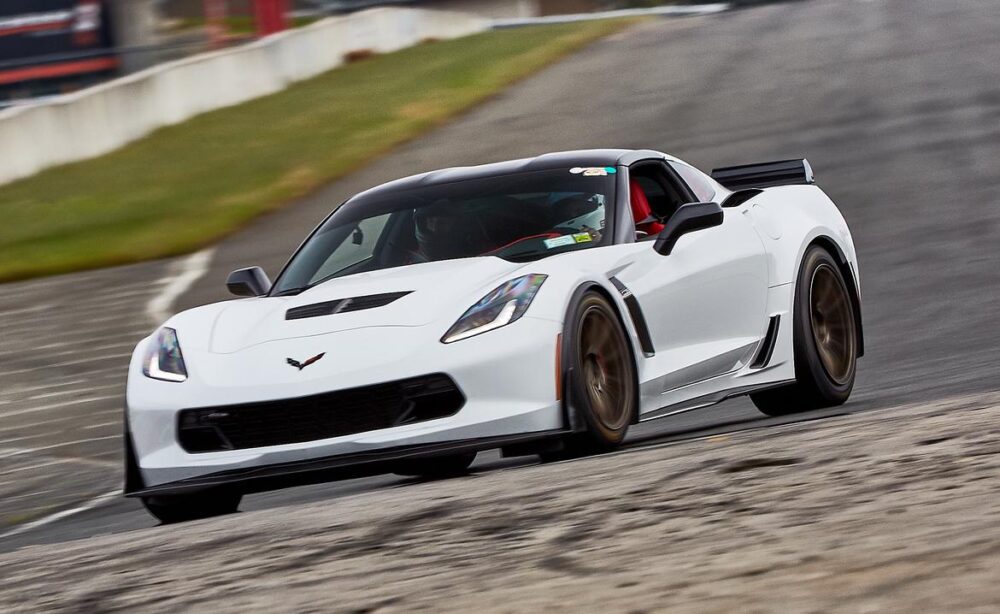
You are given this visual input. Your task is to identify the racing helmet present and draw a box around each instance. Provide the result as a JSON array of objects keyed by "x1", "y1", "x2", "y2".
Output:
[{"x1": 413, "y1": 201, "x2": 462, "y2": 260}]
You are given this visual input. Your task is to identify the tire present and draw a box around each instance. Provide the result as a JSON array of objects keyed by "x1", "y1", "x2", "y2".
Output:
[
  {"x1": 543, "y1": 291, "x2": 637, "y2": 460},
  {"x1": 393, "y1": 452, "x2": 477, "y2": 478},
  {"x1": 751, "y1": 245, "x2": 858, "y2": 416},
  {"x1": 141, "y1": 490, "x2": 242, "y2": 524}
]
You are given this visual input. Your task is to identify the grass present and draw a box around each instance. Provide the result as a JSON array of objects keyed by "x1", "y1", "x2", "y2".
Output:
[{"x1": 0, "y1": 20, "x2": 633, "y2": 282}]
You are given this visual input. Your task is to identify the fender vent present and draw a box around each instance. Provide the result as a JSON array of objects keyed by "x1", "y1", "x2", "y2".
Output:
[
  {"x1": 608, "y1": 276, "x2": 655, "y2": 357},
  {"x1": 286, "y1": 291, "x2": 411, "y2": 320},
  {"x1": 750, "y1": 315, "x2": 780, "y2": 369}
]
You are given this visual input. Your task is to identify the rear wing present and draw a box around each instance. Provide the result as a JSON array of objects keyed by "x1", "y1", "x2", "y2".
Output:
[{"x1": 710, "y1": 159, "x2": 815, "y2": 190}]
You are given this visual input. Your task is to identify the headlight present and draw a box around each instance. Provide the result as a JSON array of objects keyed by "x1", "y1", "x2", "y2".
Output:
[
  {"x1": 442, "y1": 274, "x2": 547, "y2": 343},
  {"x1": 143, "y1": 327, "x2": 188, "y2": 382}
]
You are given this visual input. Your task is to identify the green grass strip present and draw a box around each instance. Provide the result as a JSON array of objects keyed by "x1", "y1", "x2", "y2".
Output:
[{"x1": 0, "y1": 20, "x2": 633, "y2": 282}]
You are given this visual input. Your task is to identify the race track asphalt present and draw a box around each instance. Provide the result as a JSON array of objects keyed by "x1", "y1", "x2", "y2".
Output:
[{"x1": 2, "y1": 0, "x2": 1000, "y2": 551}]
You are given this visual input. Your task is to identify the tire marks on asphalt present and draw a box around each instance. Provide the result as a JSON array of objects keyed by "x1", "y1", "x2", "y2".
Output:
[{"x1": 0, "y1": 255, "x2": 213, "y2": 529}]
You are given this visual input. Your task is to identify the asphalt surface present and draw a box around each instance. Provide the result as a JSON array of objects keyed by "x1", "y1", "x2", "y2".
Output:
[
  {"x1": 2, "y1": 0, "x2": 1000, "y2": 553},
  {"x1": 6, "y1": 394, "x2": 999, "y2": 612}
]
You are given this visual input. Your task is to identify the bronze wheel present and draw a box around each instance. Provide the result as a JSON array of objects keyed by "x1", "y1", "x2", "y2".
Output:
[
  {"x1": 539, "y1": 290, "x2": 637, "y2": 460},
  {"x1": 579, "y1": 305, "x2": 633, "y2": 434},
  {"x1": 751, "y1": 245, "x2": 860, "y2": 416},
  {"x1": 809, "y1": 263, "x2": 857, "y2": 385}
]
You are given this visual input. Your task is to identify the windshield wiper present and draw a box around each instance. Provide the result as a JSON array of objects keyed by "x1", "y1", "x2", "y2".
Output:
[
  {"x1": 272, "y1": 287, "x2": 308, "y2": 297},
  {"x1": 273, "y1": 257, "x2": 375, "y2": 297},
  {"x1": 500, "y1": 249, "x2": 554, "y2": 263}
]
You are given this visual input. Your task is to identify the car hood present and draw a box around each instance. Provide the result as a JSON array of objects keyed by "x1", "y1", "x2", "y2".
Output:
[{"x1": 207, "y1": 257, "x2": 527, "y2": 354}]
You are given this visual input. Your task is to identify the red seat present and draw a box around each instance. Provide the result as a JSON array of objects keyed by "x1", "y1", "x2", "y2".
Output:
[{"x1": 630, "y1": 179, "x2": 665, "y2": 235}]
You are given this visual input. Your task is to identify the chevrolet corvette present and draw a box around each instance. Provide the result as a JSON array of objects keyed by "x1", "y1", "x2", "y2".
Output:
[{"x1": 124, "y1": 149, "x2": 863, "y2": 522}]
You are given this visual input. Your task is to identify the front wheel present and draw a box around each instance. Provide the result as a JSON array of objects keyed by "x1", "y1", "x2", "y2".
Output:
[
  {"x1": 141, "y1": 490, "x2": 242, "y2": 524},
  {"x1": 751, "y1": 245, "x2": 858, "y2": 416},
  {"x1": 543, "y1": 291, "x2": 637, "y2": 460}
]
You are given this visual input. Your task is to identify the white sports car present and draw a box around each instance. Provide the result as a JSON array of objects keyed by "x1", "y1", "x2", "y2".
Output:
[{"x1": 124, "y1": 150, "x2": 863, "y2": 522}]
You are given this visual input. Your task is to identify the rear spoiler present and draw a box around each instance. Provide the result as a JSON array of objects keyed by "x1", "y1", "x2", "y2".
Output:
[{"x1": 710, "y1": 159, "x2": 815, "y2": 190}]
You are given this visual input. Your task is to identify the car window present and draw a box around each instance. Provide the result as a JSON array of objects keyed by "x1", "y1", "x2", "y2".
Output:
[
  {"x1": 634, "y1": 176, "x2": 666, "y2": 203},
  {"x1": 307, "y1": 213, "x2": 391, "y2": 285},
  {"x1": 629, "y1": 164, "x2": 687, "y2": 220},
  {"x1": 671, "y1": 162, "x2": 717, "y2": 202},
  {"x1": 271, "y1": 168, "x2": 617, "y2": 295}
]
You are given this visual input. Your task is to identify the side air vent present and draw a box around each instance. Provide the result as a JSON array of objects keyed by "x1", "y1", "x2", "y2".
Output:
[
  {"x1": 750, "y1": 315, "x2": 780, "y2": 369},
  {"x1": 285, "y1": 291, "x2": 411, "y2": 321}
]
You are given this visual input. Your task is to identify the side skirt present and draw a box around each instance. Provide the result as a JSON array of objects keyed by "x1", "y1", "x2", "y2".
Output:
[{"x1": 639, "y1": 379, "x2": 795, "y2": 423}]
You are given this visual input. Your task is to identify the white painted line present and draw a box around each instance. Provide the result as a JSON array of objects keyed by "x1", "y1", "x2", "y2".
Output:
[
  {"x1": 27, "y1": 389, "x2": 93, "y2": 401},
  {"x1": 4, "y1": 489, "x2": 58, "y2": 502},
  {"x1": 493, "y1": 3, "x2": 730, "y2": 27},
  {"x1": 0, "y1": 327, "x2": 150, "y2": 347},
  {"x1": 0, "y1": 304, "x2": 49, "y2": 318},
  {"x1": 0, "y1": 488, "x2": 120, "y2": 540},
  {"x1": 2, "y1": 379, "x2": 88, "y2": 395},
  {"x1": 0, "y1": 411, "x2": 118, "y2": 435},
  {"x1": 0, "y1": 436, "x2": 120, "y2": 459},
  {"x1": 1, "y1": 460, "x2": 65, "y2": 474},
  {"x1": 83, "y1": 420, "x2": 121, "y2": 431},
  {"x1": 0, "y1": 454, "x2": 118, "y2": 472},
  {"x1": 0, "y1": 421, "x2": 58, "y2": 436},
  {"x1": 0, "y1": 396, "x2": 119, "y2": 418},
  {"x1": 147, "y1": 248, "x2": 215, "y2": 326},
  {"x1": 0, "y1": 433, "x2": 49, "y2": 446},
  {"x1": 0, "y1": 341, "x2": 136, "y2": 363},
  {"x1": 1, "y1": 353, "x2": 132, "y2": 376}
]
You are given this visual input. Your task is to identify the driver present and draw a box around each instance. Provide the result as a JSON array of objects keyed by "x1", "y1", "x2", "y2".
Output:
[{"x1": 413, "y1": 201, "x2": 464, "y2": 261}]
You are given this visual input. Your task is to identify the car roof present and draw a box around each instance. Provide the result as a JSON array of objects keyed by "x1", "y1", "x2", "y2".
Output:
[{"x1": 350, "y1": 149, "x2": 670, "y2": 201}]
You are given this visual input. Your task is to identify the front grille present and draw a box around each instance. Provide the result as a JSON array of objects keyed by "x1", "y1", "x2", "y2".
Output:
[
  {"x1": 177, "y1": 374, "x2": 464, "y2": 453},
  {"x1": 285, "y1": 291, "x2": 411, "y2": 320}
]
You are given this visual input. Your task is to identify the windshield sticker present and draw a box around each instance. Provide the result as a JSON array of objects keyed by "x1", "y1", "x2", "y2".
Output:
[
  {"x1": 569, "y1": 166, "x2": 617, "y2": 177},
  {"x1": 544, "y1": 235, "x2": 577, "y2": 249},
  {"x1": 572, "y1": 232, "x2": 594, "y2": 244}
]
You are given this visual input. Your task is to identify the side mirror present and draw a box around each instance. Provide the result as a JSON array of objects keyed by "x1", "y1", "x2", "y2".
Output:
[
  {"x1": 226, "y1": 266, "x2": 271, "y2": 297},
  {"x1": 653, "y1": 202, "x2": 724, "y2": 256}
]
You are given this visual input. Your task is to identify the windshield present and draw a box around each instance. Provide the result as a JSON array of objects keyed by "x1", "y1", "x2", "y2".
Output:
[{"x1": 271, "y1": 168, "x2": 616, "y2": 295}]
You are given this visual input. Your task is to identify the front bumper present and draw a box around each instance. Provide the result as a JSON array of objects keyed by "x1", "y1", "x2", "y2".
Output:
[
  {"x1": 125, "y1": 429, "x2": 567, "y2": 497},
  {"x1": 126, "y1": 316, "x2": 564, "y2": 491}
]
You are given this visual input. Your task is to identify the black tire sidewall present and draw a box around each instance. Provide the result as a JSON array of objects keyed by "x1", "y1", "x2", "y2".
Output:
[
  {"x1": 392, "y1": 452, "x2": 477, "y2": 477},
  {"x1": 793, "y1": 246, "x2": 856, "y2": 404},
  {"x1": 142, "y1": 491, "x2": 242, "y2": 524}
]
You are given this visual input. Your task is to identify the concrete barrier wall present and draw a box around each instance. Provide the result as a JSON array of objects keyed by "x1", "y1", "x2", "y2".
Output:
[{"x1": 0, "y1": 8, "x2": 488, "y2": 187}]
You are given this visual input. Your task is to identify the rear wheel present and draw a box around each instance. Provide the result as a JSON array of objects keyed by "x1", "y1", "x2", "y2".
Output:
[
  {"x1": 542, "y1": 292, "x2": 637, "y2": 460},
  {"x1": 393, "y1": 452, "x2": 477, "y2": 478},
  {"x1": 141, "y1": 490, "x2": 242, "y2": 524},
  {"x1": 751, "y1": 245, "x2": 858, "y2": 416}
]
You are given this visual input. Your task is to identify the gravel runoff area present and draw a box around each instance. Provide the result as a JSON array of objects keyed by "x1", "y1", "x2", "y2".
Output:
[{"x1": 2, "y1": 392, "x2": 999, "y2": 612}]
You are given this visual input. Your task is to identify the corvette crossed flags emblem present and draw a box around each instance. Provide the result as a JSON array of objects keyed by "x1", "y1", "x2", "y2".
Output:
[{"x1": 286, "y1": 352, "x2": 325, "y2": 371}]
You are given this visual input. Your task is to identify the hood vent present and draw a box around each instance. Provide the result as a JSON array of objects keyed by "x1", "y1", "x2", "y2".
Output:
[{"x1": 285, "y1": 291, "x2": 411, "y2": 321}]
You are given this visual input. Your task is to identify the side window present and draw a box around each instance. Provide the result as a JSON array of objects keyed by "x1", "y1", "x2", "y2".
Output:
[
  {"x1": 671, "y1": 162, "x2": 717, "y2": 202},
  {"x1": 634, "y1": 176, "x2": 667, "y2": 212},
  {"x1": 308, "y1": 213, "x2": 391, "y2": 284},
  {"x1": 629, "y1": 164, "x2": 686, "y2": 221}
]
